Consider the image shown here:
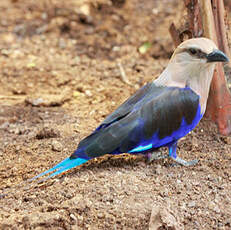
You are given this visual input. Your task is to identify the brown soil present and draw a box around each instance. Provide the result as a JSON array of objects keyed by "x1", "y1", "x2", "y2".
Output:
[{"x1": 0, "y1": 0, "x2": 231, "y2": 229}]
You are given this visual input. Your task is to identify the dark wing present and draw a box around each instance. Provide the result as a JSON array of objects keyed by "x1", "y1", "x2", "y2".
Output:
[
  {"x1": 99, "y1": 82, "x2": 161, "y2": 128},
  {"x1": 73, "y1": 85, "x2": 200, "y2": 158}
]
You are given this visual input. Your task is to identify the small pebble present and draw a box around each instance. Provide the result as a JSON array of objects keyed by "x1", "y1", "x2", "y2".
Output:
[
  {"x1": 213, "y1": 206, "x2": 220, "y2": 213},
  {"x1": 85, "y1": 90, "x2": 92, "y2": 97},
  {"x1": 70, "y1": 213, "x2": 77, "y2": 222},
  {"x1": 155, "y1": 165, "x2": 162, "y2": 175},
  {"x1": 188, "y1": 201, "x2": 196, "y2": 208},
  {"x1": 51, "y1": 140, "x2": 62, "y2": 152}
]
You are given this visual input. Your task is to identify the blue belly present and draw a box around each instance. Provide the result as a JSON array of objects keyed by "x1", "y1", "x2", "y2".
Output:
[{"x1": 129, "y1": 104, "x2": 203, "y2": 153}]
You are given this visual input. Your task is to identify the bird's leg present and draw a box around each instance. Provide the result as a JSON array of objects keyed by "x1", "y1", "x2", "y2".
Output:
[
  {"x1": 146, "y1": 150, "x2": 168, "y2": 163},
  {"x1": 168, "y1": 141, "x2": 198, "y2": 166}
]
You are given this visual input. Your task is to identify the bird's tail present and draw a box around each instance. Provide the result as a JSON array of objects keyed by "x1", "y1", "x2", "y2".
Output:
[
  {"x1": 29, "y1": 157, "x2": 88, "y2": 182},
  {"x1": 0, "y1": 157, "x2": 88, "y2": 198}
]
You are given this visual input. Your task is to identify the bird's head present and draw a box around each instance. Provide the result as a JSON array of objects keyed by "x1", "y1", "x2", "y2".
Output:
[
  {"x1": 170, "y1": 37, "x2": 229, "y2": 66},
  {"x1": 156, "y1": 38, "x2": 229, "y2": 113}
]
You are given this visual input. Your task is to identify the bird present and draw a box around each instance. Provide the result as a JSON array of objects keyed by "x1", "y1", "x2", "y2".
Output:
[{"x1": 31, "y1": 37, "x2": 229, "y2": 181}]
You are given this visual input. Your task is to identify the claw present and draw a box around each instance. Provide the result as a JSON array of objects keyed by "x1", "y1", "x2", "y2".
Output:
[{"x1": 170, "y1": 156, "x2": 198, "y2": 166}]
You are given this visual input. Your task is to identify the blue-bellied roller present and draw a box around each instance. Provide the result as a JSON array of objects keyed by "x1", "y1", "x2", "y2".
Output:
[{"x1": 32, "y1": 38, "x2": 229, "y2": 181}]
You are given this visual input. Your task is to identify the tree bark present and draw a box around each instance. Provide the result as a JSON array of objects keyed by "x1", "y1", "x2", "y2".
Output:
[{"x1": 201, "y1": 0, "x2": 231, "y2": 135}]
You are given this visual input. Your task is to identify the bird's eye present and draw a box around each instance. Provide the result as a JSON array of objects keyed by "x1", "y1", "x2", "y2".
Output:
[{"x1": 189, "y1": 48, "x2": 197, "y2": 55}]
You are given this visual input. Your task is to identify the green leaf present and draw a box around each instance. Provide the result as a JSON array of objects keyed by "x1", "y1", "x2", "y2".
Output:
[{"x1": 138, "y1": 42, "x2": 152, "y2": 54}]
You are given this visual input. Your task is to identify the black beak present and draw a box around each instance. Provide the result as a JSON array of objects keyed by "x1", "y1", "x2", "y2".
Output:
[{"x1": 207, "y1": 49, "x2": 229, "y2": 63}]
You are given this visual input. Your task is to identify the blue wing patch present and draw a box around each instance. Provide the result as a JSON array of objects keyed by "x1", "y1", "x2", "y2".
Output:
[{"x1": 129, "y1": 143, "x2": 153, "y2": 153}]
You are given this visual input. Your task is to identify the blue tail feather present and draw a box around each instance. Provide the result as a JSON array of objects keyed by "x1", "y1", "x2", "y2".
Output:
[
  {"x1": 29, "y1": 158, "x2": 70, "y2": 181},
  {"x1": 39, "y1": 157, "x2": 88, "y2": 181},
  {"x1": 30, "y1": 157, "x2": 88, "y2": 181}
]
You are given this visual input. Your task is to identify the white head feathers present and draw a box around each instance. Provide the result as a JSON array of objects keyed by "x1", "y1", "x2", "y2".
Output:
[{"x1": 154, "y1": 37, "x2": 228, "y2": 114}]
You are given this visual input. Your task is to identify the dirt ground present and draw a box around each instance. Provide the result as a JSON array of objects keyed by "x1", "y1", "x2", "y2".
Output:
[{"x1": 0, "y1": 0, "x2": 231, "y2": 229}]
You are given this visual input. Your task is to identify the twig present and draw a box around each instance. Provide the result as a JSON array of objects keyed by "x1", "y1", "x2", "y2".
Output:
[
  {"x1": 0, "y1": 95, "x2": 26, "y2": 100},
  {"x1": 169, "y1": 23, "x2": 182, "y2": 48},
  {"x1": 117, "y1": 62, "x2": 132, "y2": 86},
  {"x1": 215, "y1": 0, "x2": 231, "y2": 66},
  {"x1": 184, "y1": 0, "x2": 203, "y2": 37}
]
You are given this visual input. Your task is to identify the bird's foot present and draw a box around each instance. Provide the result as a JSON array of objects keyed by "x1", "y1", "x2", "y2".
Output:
[
  {"x1": 146, "y1": 151, "x2": 168, "y2": 163},
  {"x1": 168, "y1": 141, "x2": 198, "y2": 166},
  {"x1": 170, "y1": 156, "x2": 198, "y2": 166}
]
